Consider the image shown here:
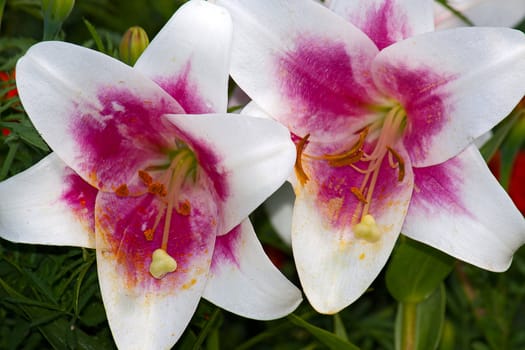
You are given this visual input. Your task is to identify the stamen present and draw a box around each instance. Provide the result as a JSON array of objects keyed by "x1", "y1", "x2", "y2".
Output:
[
  {"x1": 160, "y1": 150, "x2": 196, "y2": 251},
  {"x1": 149, "y1": 248, "x2": 177, "y2": 279},
  {"x1": 328, "y1": 150, "x2": 363, "y2": 167},
  {"x1": 138, "y1": 170, "x2": 153, "y2": 185},
  {"x1": 143, "y1": 228, "x2": 154, "y2": 241},
  {"x1": 351, "y1": 187, "x2": 368, "y2": 204},
  {"x1": 148, "y1": 182, "x2": 167, "y2": 197},
  {"x1": 115, "y1": 184, "x2": 129, "y2": 197},
  {"x1": 176, "y1": 199, "x2": 191, "y2": 216},
  {"x1": 386, "y1": 146, "x2": 405, "y2": 182},
  {"x1": 354, "y1": 214, "x2": 381, "y2": 243},
  {"x1": 295, "y1": 134, "x2": 310, "y2": 186}
]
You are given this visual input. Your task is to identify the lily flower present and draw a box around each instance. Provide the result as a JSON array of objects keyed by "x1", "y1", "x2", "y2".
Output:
[
  {"x1": 434, "y1": 0, "x2": 525, "y2": 29},
  {"x1": 216, "y1": 0, "x2": 525, "y2": 313},
  {"x1": 0, "y1": 1, "x2": 301, "y2": 348}
]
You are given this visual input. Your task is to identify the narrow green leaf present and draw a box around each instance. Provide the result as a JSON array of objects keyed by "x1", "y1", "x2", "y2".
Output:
[
  {"x1": 334, "y1": 313, "x2": 349, "y2": 341},
  {"x1": 288, "y1": 314, "x2": 360, "y2": 350},
  {"x1": 192, "y1": 308, "x2": 221, "y2": 350},
  {"x1": 395, "y1": 284, "x2": 446, "y2": 350},
  {"x1": 83, "y1": 19, "x2": 105, "y2": 53},
  {"x1": 386, "y1": 236, "x2": 454, "y2": 303}
]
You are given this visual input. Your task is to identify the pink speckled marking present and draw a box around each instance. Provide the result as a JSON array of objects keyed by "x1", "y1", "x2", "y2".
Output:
[
  {"x1": 70, "y1": 86, "x2": 184, "y2": 190},
  {"x1": 155, "y1": 61, "x2": 213, "y2": 114},
  {"x1": 355, "y1": 0, "x2": 410, "y2": 50},
  {"x1": 96, "y1": 176, "x2": 220, "y2": 290},
  {"x1": 410, "y1": 156, "x2": 471, "y2": 217},
  {"x1": 60, "y1": 169, "x2": 98, "y2": 235},
  {"x1": 377, "y1": 64, "x2": 456, "y2": 164},
  {"x1": 310, "y1": 140, "x2": 412, "y2": 230},
  {"x1": 277, "y1": 36, "x2": 378, "y2": 138},
  {"x1": 211, "y1": 224, "x2": 241, "y2": 272}
]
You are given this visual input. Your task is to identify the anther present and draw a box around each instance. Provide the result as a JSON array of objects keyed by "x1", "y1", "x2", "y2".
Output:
[
  {"x1": 149, "y1": 248, "x2": 177, "y2": 279},
  {"x1": 351, "y1": 187, "x2": 368, "y2": 204},
  {"x1": 138, "y1": 170, "x2": 153, "y2": 185},
  {"x1": 386, "y1": 146, "x2": 405, "y2": 182},
  {"x1": 143, "y1": 228, "x2": 154, "y2": 241},
  {"x1": 295, "y1": 134, "x2": 310, "y2": 186},
  {"x1": 115, "y1": 184, "x2": 129, "y2": 197},
  {"x1": 148, "y1": 182, "x2": 167, "y2": 197},
  {"x1": 176, "y1": 199, "x2": 191, "y2": 216}
]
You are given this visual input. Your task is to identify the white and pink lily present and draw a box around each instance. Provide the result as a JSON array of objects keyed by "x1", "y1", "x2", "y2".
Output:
[
  {"x1": 434, "y1": 0, "x2": 525, "y2": 29},
  {"x1": 0, "y1": 1, "x2": 302, "y2": 348},
  {"x1": 217, "y1": 0, "x2": 525, "y2": 313}
]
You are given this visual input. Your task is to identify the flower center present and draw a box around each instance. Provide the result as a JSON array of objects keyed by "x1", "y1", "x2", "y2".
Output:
[
  {"x1": 115, "y1": 144, "x2": 197, "y2": 279},
  {"x1": 296, "y1": 105, "x2": 407, "y2": 242}
]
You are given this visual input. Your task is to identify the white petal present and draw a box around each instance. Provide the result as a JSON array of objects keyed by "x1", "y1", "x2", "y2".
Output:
[
  {"x1": 0, "y1": 153, "x2": 95, "y2": 248},
  {"x1": 15, "y1": 41, "x2": 184, "y2": 191},
  {"x1": 403, "y1": 145, "x2": 525, "y2": 272},
  {"x1": 203, "y1": 219, "x2": 302, "y2": 320},
  {"x1": 135, "y1": 0, "x2": 232, "y2": 113},
  {"x1": 264, "y1": 182, "x2": 295, "y2": 245},
  {"x1": 95, "y1": 185, "x2": 218, "y2": 350},
  {"x1": 372, "y1": 27, "x2": 525, "y2": 166},
  {"x1": 292, "y1": 143, "x2": 414, "y2": 313},
  {"x1": 435, "y1": 0, "x2": 525, "y2": 29},
  {"x1": 330, "y1": 0, "x2": 434, "y2": 49},
  {"x1": 164, "y1": 113, "x2": 295, "y2": 234},
  {"x1": 216, "y1": 0, "x2": 382, "y2": 142}
]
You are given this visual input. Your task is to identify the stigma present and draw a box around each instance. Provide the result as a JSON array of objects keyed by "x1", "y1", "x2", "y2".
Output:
[
  {"x1": 354, "y1": 215, "x2": 381, "y2": 243},
  {"x1": 113, "y1": 145, "x2": 197, "y2": 279},
  {"x1": 298, "y1": 104, "x2": 408, "y2": 244},
  {"x1": 150, "y1": 248, "x2": 177, "y2": 279}
]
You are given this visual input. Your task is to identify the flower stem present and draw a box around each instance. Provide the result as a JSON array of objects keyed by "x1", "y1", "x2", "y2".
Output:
[{"x1": 400, "y1": 302, "x2": 417, "y2": 350}]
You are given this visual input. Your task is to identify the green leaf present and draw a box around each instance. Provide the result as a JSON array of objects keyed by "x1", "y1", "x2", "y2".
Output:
[
  {"x1": 386, "y1": 236, "x2": 454, "y2": 303},
  {"x1": 288, "y1": 314, "x2": 360, "y2": 350},
  {"x1": 480, "y1": 109, "x2": 522, "y2": 162},
  {"x1": 395, "y1": 284, "x2": 446, "y2": 350},
  {"x1": 83, "y1": 19, "x2": 106, "y2": 53}
]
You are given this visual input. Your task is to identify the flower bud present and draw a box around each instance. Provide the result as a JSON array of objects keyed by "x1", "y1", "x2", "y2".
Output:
[{"x1": 119, "y1": 26, "x2": 150, "y2": 66}]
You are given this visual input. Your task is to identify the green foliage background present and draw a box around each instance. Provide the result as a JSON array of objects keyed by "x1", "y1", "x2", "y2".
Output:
[{"x1": 0, "y1": 1, "x2": 524, "y2": 349}]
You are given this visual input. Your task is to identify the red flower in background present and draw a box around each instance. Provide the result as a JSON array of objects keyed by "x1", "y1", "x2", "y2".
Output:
[
  {"x1": 489, "y1": 150, "x2": 525, "y2": 215},
  {"x1": 0, "y1": 70, "x2": 18, "y2": 137},
  {"x1": 509, "y1": 151, "x2": 525, "y2": 214}
]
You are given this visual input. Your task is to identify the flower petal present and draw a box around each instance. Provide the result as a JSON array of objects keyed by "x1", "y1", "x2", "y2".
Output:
[
  {"x1": 16, "y1": 41, "x2": 185, "y2": 191},
  {"x1": 0, "y1": 153, "x2": 95, "y2": 248},
  {"x1": 164, "y1": 113, "x2": 295, "y2": 234},
  {"x1": 329, "y1": 0, "x2": 434, "y2": 49},
  {"x1": 135, "y1": 0, "x2": 232, "y2": 113},
  {"x1": 402, "y1": 145, "x2": 525, "y2": 272},
  {"x1": 216, "y1": 0, "x2": 382, "y2": 141},
  {"x1": 435, "y1": 0, "x2": 525, "y2": 29},
  {"x1": 292, "y1": 142, "x2": 414, "y2": 312},
  {"x1": 372, "y1": 27, "x2": 525, "y2": 167},
  {"x1": 95, "y1": 179, "x2": 219, "y2": 349},
  {"x1": 203, "y1": 219, "x2": 302, "y2": 320}
]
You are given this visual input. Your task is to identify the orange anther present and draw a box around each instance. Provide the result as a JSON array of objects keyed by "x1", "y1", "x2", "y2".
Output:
[
  {"x1": 148, "y1": 182, "x2": 167, "y2": 197},
  {"x1": 295, "y1": 134, "x2": 310, "y2": 186},
  {"x1": 144, "y1": 228, "x2": 154, "y2": 241},
  {"x1": 351, "y1": 187, "x2": 368, "y2": 204},
  {"x1": 176, "y1": 199, "x2": 191, "y2": 216},
  {"x1": 138, "y1": 170, "x2": 153, "y2": 185},
  {"x1": 386, "y1": 146, "x2": 405, "y2": 182},
  {"x1": 115, "y1": 184, "x2": 129, "y2": 197}
]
